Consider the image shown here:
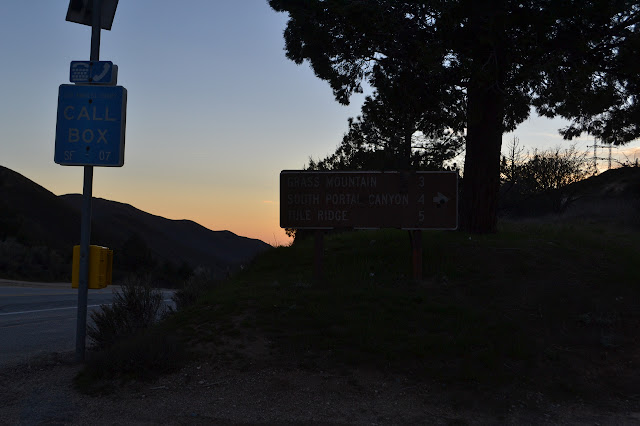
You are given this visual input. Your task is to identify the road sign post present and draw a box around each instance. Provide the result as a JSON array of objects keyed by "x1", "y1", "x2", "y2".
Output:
[
  {"x1": 55, "y1": 84, "x2": 126, "y2": 166},
  {"x1": 57, "y1": 0, "x2": 124, "y2": 362},
  {"x1": 280, "y1": 170, "x2": 458, "y2": 280},
  {"x1": 77, "y1": 0, "x2": 102, "y2": 363},
  {"x1": 280, "y1": 171, "x2": 458, "y2": 230}
]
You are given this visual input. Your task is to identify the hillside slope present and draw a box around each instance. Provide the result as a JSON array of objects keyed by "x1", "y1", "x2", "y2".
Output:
[
  {"x1": 0, "y1": 166, "x2": 81, "y2": 248},
  {"x1": 0, "y1": 165, "x2": 270, "y2": 281},
  {"x1": 500, "y1": 167, "x2": 640, "y2": 227},
  {"x1": 61, "y1": 194, "x2": 270, "y2": 275},
  {"x1": 562, "y1": 166, "x2": 640, "y2": 225}
]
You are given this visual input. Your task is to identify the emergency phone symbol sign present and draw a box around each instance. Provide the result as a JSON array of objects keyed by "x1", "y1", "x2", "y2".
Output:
[
  {"x1": 54, "y1": 84, "x2": 127, "y2": 167},
  {"x1": 70, "y1": 61, "x2": 116, "y2": 84}
]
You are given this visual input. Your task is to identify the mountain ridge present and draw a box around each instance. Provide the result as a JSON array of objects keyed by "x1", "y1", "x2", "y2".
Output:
[
  {"x1": 0, "y1": 165, "x2": 270, "y2": 282},
  {"x1": 61, "y1": 194, "x2": 270, "y2": 269}
]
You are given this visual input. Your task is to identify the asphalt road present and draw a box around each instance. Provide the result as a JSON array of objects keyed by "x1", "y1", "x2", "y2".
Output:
[{"x1": 0, "y1": 279, "x2": 174, "y2": 366}]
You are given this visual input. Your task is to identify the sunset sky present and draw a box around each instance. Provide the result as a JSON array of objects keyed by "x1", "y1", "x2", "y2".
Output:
[{"x1": 1, "y1": 1, "x2": 638, "y2": 245}]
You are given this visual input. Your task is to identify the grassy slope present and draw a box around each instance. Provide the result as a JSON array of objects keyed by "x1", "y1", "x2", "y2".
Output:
[{"x1": 170, "y1": 222, "x2": 639, "y2": 399}]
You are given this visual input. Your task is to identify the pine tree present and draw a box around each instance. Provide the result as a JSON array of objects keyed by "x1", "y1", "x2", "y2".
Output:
[{"x1": 269, "y1": 0, "x2": 639, "y2": 232}]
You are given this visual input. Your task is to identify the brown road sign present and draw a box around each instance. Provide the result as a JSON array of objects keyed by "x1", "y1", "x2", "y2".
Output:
[{"x1": 280, "y1": 171, "x2": 458, "y2": 230}]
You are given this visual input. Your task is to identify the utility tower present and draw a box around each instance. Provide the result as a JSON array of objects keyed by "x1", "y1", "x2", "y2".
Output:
[{"x1": 587, "y1": 140, "x2": 618, "y2": 174}]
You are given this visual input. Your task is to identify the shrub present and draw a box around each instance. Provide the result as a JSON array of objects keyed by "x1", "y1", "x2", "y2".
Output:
[
  {"x1": 87, "y1": 276, "x2": 166, "y2": 350},
  {"x1": 171, "y1": 268, "x2": 216, "y2": 311},
  {"x1": 501, "y1": 140, "x2": 591, "y2": 195},
  {"x1": 0, "y1": 238, "x2": 70, "y2": 281},
  {"x1": 76, "y1": 276, "x2": 186, "y2": 392},
  {"x1": 500, "y1": 139, "x2": 592, "y2": 215}
]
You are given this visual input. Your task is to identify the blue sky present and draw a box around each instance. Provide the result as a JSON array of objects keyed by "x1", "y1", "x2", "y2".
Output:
[{"x1": 1, "y1": 1, "x2": 638, "y2": 245}]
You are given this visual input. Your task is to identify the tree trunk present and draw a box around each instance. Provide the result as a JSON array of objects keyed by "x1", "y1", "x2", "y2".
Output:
[
  {"x1": 403, "y1": 128, "x2": 412, "y2": 170},
  {"x1": 461, "y1": 84, "x2": 505, "y2": 233},
  {"x1": 460, "y1": 3, "x2": 506, "y2": 233}
]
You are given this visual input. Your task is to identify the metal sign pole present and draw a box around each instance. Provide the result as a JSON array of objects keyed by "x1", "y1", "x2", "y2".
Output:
[
  {"x1": 75, "y1": 0, "x2": 101, "y2": 362},
  {"x1": 411, "y1": 230, "x2": 423, "y2": 280},
  {"x1": 314, "y1": 230, "x2": 324, "y2": 281}
]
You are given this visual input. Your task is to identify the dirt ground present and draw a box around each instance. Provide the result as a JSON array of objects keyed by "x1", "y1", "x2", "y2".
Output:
[{"x1": 1, "y1": 351, "x2": 639, "y2": 425}]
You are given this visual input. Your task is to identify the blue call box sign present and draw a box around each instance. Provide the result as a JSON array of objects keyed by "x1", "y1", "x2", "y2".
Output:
[
  {"x1": 55, "y1": 84, "x2": 127, "y2": 167},
  {"x1": 70, "y1": 61, "x2": 116, "y2": 84}
]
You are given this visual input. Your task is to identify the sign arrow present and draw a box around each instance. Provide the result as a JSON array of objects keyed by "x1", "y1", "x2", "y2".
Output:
[{"x1": 433, "y1": 192, "x2": 449, "y2": 207}]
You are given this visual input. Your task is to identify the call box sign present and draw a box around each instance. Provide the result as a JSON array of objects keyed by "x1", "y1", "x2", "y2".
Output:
[
  {"x1": 55, "y1": 84, "x2": 127, "y2": 167},
  {"x1": 280, "y1": 171, "x2": 458, "y2": 230}
]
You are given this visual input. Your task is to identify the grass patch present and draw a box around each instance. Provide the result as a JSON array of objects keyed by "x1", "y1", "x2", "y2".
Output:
[
  {"x1": 85, "y1": 221, "x2": 640, "y2": 399},
  {"x1": 75, "y1": 326, "x2": 186, "y2": 394}
]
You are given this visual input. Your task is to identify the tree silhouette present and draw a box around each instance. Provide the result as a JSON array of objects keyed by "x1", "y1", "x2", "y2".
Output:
[
  {"x1": 269, "y1": 0, "x2": 640, "y2": 232},
  {"x1": 308, "y1": 95, "x2": 464, "y2": 171}
]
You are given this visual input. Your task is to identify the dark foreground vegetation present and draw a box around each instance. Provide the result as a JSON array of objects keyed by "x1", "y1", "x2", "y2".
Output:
[{"x1": 77, "y1": 220, "x2": 639, "y2": 406}]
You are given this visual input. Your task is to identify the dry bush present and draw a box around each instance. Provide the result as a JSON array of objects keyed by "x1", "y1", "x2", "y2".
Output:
[{"x1": 87, "y1": 276, "x2": 166, "y2": 350}]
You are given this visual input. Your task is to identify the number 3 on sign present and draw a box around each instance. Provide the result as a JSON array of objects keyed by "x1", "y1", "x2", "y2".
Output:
[
  {"x1": 99, "y1": 151, "x2": 111, "y2": 161},
  {"x1": 418, "y1": 176, "x2": 425, "y2": 187}
]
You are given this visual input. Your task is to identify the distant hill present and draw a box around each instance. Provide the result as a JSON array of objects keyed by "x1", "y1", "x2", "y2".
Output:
[
  {"x1": 0, "y1": 166, "x2": 81, "y2": 248},
  {"x1": 499, "y1": 166, "x2": 640, "y2": 228},
  {"x1": 559, "y1": 166, "x2": 640, "y2": 226},
  {"x1": 61, "y1": 194, "x2": 270, "y2": 276},
  {"x1": 0, "y1": 165, "x2": 270, "y2": 282}
]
